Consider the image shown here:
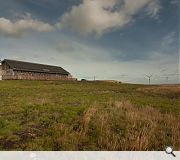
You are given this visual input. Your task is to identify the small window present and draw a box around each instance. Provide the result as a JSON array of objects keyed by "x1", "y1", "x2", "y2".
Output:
[{"x1": 43, "y1": 69, "x2": 49, "y2": 72}]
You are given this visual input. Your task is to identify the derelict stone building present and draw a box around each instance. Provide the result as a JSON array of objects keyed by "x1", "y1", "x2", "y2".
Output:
[{"x1": 0, "y1": 59, "x2": 76, "y2": 81}]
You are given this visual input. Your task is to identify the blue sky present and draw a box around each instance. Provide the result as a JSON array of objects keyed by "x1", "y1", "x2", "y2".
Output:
[{"x1": 0, "y1": 0, "x2": 179, "y2": 84}]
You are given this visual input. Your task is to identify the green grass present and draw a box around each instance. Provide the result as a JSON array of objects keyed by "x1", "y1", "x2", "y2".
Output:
[{"x1": 0, "y1": 80, "x2": 179, "y2": 150}]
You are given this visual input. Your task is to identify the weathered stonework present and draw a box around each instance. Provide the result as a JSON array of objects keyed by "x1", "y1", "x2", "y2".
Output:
[
  {"x1": 1, "y1": 59, "x2": 76, "y2": 81},
  {"x1": 0, "y1": 64, "x2": 2, "y2": 80}
]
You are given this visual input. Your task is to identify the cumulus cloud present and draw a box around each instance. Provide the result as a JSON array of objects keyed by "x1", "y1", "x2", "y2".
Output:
[
  {"x1": 57, "y1": 0, "x2": 161, "y2": 36},
  {"x1": 0, "y1": 13, "x2": 53, "y2": 37}
]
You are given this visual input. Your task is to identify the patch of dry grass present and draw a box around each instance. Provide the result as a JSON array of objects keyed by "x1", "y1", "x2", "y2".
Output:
[
  {"x1": 79, "y1": 100, "x2": 180, "y2": 150},
  {"x1": 137, "y1": 85, "x2": 180, "y2": 94}
]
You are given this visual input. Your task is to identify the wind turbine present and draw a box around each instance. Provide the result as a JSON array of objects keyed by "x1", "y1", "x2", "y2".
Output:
[{"x1": 145, "y1": 74, "x2": 153, "y2": 85}]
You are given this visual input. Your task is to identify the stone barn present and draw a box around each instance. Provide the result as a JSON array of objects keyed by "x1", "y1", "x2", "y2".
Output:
[{"x1": 0, "y1": 59, "x2": 76, "y2": 81}]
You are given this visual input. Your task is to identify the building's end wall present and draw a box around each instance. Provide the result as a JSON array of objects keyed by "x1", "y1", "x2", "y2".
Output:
[{"x1": 0, "y1": 65, "x2": 2, "y2": 80}]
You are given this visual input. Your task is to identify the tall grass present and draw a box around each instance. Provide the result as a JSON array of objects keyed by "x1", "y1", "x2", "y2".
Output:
[
  {"x1": 91, "y1": 100, "x2": 180, "y2": 150},
  {"x1": 25, "y1": 100, "x2": 179, "y2": 151}
]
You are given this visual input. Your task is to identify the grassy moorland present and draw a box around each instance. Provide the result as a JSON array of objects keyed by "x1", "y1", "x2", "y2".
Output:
[{"x1": 0, "y1": 80, "x2": 179, "y2": 150}]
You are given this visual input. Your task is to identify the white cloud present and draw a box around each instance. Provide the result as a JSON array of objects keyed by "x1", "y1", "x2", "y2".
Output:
[
  {"x1": 0, "y1": 13, "x2": 53, "y2": 37},
  {"x1": 146, "y1": 0, "x2": 161, "y2": 19},
  {"x1": 57, "y1": 0, "x2": 161, "y2": 36}
]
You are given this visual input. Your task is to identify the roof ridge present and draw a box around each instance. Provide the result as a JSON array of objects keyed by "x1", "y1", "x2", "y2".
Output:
[{"x1": 4, "y1": 59, "x2": 64, "y2": 69}]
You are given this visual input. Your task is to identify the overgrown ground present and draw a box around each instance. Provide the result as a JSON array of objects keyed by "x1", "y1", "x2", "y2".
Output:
[{"x1": 0, "y1": 80, "x2": 179, "y2": 150}]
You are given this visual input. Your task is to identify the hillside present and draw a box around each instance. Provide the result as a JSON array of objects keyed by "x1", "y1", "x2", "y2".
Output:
[{"x1": 0, "y1": 80, "x2": 179, "y2": 150}]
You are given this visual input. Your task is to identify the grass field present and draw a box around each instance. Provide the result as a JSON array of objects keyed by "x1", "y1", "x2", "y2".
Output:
[{"x1": 0, "y1": 80, "x2": 179, "y2": 150}]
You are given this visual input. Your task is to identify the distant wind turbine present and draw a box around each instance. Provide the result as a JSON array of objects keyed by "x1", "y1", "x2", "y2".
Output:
[{"x1": 145, "y1": 74, "x2": 153, "y2": 85}]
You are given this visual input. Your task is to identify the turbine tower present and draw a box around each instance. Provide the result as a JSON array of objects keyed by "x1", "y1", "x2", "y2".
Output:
[{"x1": 145, "y1": 74, "x2": 153, "y2": 85}]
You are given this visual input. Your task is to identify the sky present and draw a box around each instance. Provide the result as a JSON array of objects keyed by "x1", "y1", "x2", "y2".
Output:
[{"x1": 0, "y1": 0, "x2": 179, "y2": 84}]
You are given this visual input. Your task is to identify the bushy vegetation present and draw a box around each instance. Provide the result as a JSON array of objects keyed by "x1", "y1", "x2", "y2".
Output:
[{"x1": 0, "y1": 80, "x2": 179, "y2": 150}]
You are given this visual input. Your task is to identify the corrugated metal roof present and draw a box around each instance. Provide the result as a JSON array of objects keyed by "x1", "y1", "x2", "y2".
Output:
[{"x1": 3, "y1": 59, "x2": 70, "y2": 75}]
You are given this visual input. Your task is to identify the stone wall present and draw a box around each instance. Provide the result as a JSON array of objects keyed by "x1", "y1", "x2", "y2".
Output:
[{"x1": 2, "y1": 70, "x2": 76, "y2": 81}]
